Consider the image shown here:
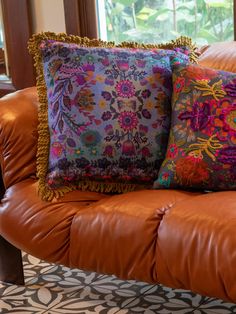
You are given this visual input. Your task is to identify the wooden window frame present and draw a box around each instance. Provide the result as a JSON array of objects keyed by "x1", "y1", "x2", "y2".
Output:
[
  {"x1": 63, "y1": 0, "x2": 98, "y2": 39},
  {"x1": 0, "y1": 0, "x2": 35, "y2": 97}
]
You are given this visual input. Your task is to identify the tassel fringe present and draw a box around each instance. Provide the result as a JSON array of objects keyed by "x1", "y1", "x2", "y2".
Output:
[{"x1": 77, "y1": 180, "x2": 145, "y2": 194}]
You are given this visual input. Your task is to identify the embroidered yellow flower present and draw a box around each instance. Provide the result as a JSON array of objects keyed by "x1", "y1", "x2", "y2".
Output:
[
  {"x1": 187, "y1": 134, "x2": 223, "y2": 161},
  {"x1": 146, "y1": 100, "x2": 154, "y2": 110},
  {"x1": 99, "y1": 99, "x2": 106, "y2": 109},
  {"x1": 193, "y1": 79, "x2": 226, "y2": 101},
  {"x1": 96, "y1": 75, "x2": 104, "y2": 83}
]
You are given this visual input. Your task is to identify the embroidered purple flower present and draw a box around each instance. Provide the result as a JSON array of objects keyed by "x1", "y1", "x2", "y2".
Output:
[
  {"x1": 140, "y1": 79, "x2": 148, "y2": 86},
  {"x1": 101, "y1": 111, "x2": 112, "y2": 121},
  {"x1": 115, "y1": 80, "x2": 135, "y2": 98},
  {"x1": 218, "y1": 146, "x2": 236, "y2": 165},
  {"x1": 118, "y1": 111, "x2": 138, "y2": 131},
  {"x1": 101, "y1": 91, "x2": 112, "y2": 101},
  {"x1": 135, "y1": 59, "x2": 146, "y2": 68},
  {"x1": 122, "y1": 140, "x2": 136, "y2": 156},
  {"x1": 224, "y1": 78, "x2": 236, "y2": 97},
  {"x1": 105, "y1": 78, "x2": 114, "y2": 86},
  {"x1": 65, "y1": 138, "x2": 76, "y2": 148},
  {"x1": 153, "y1": 66, "x2": 163, "y2": 74},
  {"x1": 82, "y1": 63, "x2": 95, "y2": 72},
  {"x1": 104, "y1": 124, "x2": 114, "y2": 135},
  {"x1": 80, "y1": 130, "x2": 101, "y2": 147},
  {"x1": 103, "y1": 145, "x2": 114, "y2": 157},
  {"x1": 178, "y1": 102, "x2": 211, "y2": 131},
  {"x1": 142, "y1": 109, "x2": 151, "y2": 119},
  {"x1": 76, "y1": 74, "x2": 86, "y2": 85},
  {"x1": 141, "y1": 89, "x2": 151, "y2": 99},
  {"x1": 116, "y1": 60, "x2": 129, "y2": 71}
]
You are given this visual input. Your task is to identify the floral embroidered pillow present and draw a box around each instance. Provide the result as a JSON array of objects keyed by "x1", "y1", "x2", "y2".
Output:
[
  {"x1": 154, "y1": 63, "x2": 236, "y2": 190},
  {"x1": 28, "y1": 32, "x2": 197, "y2": 200}
]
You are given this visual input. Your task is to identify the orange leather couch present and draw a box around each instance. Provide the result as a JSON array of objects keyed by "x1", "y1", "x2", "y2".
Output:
[{"x1": 0, "y1": 42, "x2": 236, "y2": 302}]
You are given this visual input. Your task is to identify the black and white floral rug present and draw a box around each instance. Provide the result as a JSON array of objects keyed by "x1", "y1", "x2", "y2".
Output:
[{"x1": 0, "y1": 253, "x2": 236, "y2": 313}]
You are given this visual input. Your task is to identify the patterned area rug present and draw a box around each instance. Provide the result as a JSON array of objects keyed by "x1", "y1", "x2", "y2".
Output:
[{"x1": 0, "y1": 253, "x2": 236, "y2": 313}]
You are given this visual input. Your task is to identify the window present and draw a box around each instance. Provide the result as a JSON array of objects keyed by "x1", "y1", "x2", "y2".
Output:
[{"x1": 96, "y1": 0, "x2": 235, "y2": 45}]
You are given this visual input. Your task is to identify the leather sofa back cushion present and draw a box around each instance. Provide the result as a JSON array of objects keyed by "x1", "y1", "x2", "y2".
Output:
[
  {"x1": 199, "y1": 41, "x2": 236, "y2": 73},
  {"x1": 0, "y1": 88, "x2": 38, "y2": 189},
  {"x1": 28, "y1": 32, "x2": 197, "y2": 201},
  {"x1": 154, "y1": 63, "x2": 236, "y2": 190}
]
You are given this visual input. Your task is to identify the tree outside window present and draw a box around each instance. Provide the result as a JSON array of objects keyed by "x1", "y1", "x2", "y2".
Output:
[{"x1": 96, "y1": 0, "x2": 234, "y2": 45}]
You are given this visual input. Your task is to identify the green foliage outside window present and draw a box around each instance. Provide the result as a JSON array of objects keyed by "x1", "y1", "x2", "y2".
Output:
[{"x1": 102, "y1": 0, "x2": 233, "y2": 44}]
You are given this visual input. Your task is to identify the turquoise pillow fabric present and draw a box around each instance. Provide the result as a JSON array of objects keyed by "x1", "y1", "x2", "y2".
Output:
[
  {"x1": 154, "y1": 63, "x2": 236, "y2": 190},
  {"x1": 29, "y1": 34, "x2": 194, "y2": 200}
]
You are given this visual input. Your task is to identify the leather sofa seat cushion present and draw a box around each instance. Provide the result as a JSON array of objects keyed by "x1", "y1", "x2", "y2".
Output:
[
  {"x1": 0, "y1": 180, "x2": 196, "y2": 282},
  {"x1": 66, "y1": 189, "x2": 199, "y2": 282},
  {"x1": 199, "y1": 41, "x2": 236, "y2": 73},
  {"x1": 156, "y1": 190, "x2": 236, "y2": 302}
]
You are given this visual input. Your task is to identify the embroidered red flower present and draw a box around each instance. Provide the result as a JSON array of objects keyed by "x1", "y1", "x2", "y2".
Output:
[
  {"x1": 115, "y1": 80, "x2": 135, "y2": 98},
  {"x1": 175, "y1": 156, "x2": 209, "y2": 185},
  {"x1": 118, "y1": 111, "x2": 138, "y2": 131}
]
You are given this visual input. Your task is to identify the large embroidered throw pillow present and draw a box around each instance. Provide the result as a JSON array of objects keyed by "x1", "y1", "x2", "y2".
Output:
[
  {"x1": 154, "y1": 63, "x2": 236, "y2": 190},
  {"x1": 29, "y1": 32, "x2": 197, "y2": 201}
]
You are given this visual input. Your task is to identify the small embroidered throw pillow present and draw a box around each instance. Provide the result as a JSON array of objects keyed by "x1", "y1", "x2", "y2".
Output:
[
  {"x1": 154, "y1": 63, "x2": 236, "y2": 190},
  {"x1": 28, "y1": 32, "x2": 197, "y2": 201}
]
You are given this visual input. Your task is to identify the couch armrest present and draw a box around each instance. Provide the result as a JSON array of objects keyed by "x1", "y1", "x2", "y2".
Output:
[{"x1": 0, "y1": 87, "x2": 38, "y2": 189}]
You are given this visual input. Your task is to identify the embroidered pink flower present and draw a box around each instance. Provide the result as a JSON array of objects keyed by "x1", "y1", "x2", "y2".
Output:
[
  {"x1": 115, "y1": 80, "x2": 135, "y2": 98},
  {"x1": 118, "y1": 111, "x2": 138, "y2": 131},
  {"x1": 116, "y1": 60, "x2": 129, "y2": 71},
  {"x1": 122, "y1": 140, "x2": 136, "y2": 156},
  {"x1": 51, "y1": 142, "x2": 63, "y2": 158}
]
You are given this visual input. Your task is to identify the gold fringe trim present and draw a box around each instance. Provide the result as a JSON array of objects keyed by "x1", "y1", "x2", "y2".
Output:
[
  {"x1": 77, "y1": 180, "x2": 146, "y2": 194},
  {"x1": 117, "y1": 36, "x2": 198, "y2": 63},
  {"x1": 28, "y1": 32, "x2": 198, "y2": 201}
]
